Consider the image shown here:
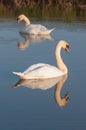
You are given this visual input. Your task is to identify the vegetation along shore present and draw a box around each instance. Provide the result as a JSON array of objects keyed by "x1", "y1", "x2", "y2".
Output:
[{"x1": 0, "y1": 0, "x2": 86, "y2": 21}]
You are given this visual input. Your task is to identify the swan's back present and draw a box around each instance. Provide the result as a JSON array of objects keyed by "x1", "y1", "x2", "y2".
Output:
[
  {"x1": 25, "y1": 65, "x2": 63, "y2": 79},
  {"x1": 29, "y1": 24, "x2": 48, "y2": 31}
]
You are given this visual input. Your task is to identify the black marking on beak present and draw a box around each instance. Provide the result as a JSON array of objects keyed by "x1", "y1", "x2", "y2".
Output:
[
  {"x1": 65, "y1": 44, "x2": 70, "y2": 53},
  {"x1": 17, "y1": 17, "x2": 20, "y2": 21}
]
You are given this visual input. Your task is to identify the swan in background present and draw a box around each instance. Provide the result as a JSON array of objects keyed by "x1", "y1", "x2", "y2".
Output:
[
  {"x1": 17, "y1": 14, "x2": 55, "y2": 35},
  {"x1": 18, "y1": 33, "x2": 54, "y2": 50},
  {"x1": 13, "y1": 75, "x2": 69, "y2": 107},
  {"x1": 12, "y1": 40, "x2": 70, "y2": 79}
]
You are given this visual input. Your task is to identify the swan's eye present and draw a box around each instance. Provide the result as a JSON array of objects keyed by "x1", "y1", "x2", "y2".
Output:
[{"x1": 65, "y1": 44, "x2": 69, "y2": 53}]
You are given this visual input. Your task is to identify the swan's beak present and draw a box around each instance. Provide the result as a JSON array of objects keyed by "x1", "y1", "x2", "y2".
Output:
[
  {"x1": 17, "y1": 17, "x2": 20, "y2": 23},
  {"x1": 65, "y1": 45, "x2": 70, "y2": 53},
  {"x1": 64, "y1": 92, "x2": 69, "y2": 101}
]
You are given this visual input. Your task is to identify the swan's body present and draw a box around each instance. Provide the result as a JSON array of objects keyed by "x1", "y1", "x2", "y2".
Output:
[
  {"x1": 13, "y1": 40, "x2": 69, "y2": 79},
  {"x1": 13, "y1": 63, "x2": 64, "y2": 79},
  {"x1": 17, "y1": 14, "x2": 55, "y2": 35}
]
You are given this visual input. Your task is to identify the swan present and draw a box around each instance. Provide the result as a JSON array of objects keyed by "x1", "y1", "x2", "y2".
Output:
[
  {"x1": 17, "y1": 14, "x2": 55, "y2": 35},
  {"x1": 12, "y1": 40, "x2": 70, "y2": 79}
]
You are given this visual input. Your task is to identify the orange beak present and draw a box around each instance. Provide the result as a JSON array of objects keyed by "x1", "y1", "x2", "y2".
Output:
[
  {"x1": 17, "y1": 17, "x2": 20, "y2": 23},
  {"x1": 65, "y1": 45, "x2": 70, "y2": 53}
]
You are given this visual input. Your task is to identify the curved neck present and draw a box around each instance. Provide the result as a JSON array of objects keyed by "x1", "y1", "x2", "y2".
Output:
[
  {"x1": 23, "y1": 16, "x2": 30, "y2": 26},
  {"x1": 55, "y1": 44, "x2": 68, "y2": 74}
]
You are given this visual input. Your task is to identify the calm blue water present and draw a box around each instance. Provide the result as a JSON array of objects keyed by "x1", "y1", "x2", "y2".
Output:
[{"x1": 0, "y1": 18, "x2": 86, "y2": 130}]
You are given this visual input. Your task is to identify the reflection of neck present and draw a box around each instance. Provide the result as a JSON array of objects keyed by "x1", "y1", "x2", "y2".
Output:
[
  {"x1": 18, "y1": 39, "x2": 30, "y2": 50},
  {"x1": 54, "y1": 74, "x2": 69, "y2": 107},
  {"x1": 55, "y1": 43, "x2": 68, "y2": 74},
  {"x1": 24, "y1": 16, "x2": 30, "y2": 26}
]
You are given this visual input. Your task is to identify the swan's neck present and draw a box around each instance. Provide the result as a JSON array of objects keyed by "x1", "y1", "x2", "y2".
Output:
[
  {"x1": 23, "y1": 16, "x2": 30, "y2": 26},
  {"x1": 55, "y1": 44, "x2": 68, "y2": 74}
]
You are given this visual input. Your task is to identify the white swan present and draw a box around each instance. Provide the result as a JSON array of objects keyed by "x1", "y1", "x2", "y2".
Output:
[
  {"x1": 12, "y1": 40, "x2": 70, "y2": 79},
  {"x1": 17, "y1": 14, "x2": 55, "y2": 35}
]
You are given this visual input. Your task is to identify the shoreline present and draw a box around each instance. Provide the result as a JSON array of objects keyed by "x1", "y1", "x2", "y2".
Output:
[{"x1": 0, "y1": 0, "x2": 86, "y2": 22}]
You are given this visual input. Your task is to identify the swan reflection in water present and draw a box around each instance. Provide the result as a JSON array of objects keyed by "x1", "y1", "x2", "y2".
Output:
[
  {"x1": 13, "y1": 74, "x2": 69, "y2": 107},
  {"x1": 18, "y1": 32, "x2": 54, "y2": 50}
]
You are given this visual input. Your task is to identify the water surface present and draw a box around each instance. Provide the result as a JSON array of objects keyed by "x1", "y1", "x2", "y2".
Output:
[{"x1": 0, "y1": 19, "x2": 86, "y2": 130}]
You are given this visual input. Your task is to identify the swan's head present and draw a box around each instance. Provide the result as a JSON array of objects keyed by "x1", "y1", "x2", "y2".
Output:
[
  {"x1": 17, "y1": 14, "x2": 25, "y2": 23},
  {"x1": 58, "y1": 40, "x2": 70, "y2": 53},
  {"x1": 17, "y1": 14, "x2": 30, "y2": 25}
]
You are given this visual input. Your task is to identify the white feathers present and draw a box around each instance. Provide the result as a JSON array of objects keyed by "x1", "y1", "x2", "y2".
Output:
[{"x1": 17, "y1": 14, "x2": 55, "y2": 35}]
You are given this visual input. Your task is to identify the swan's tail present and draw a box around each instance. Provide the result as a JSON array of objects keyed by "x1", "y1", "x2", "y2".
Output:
[
  {"x1": 48, "y1": 28, "x2": 56, "y2": 34},
  {"x1": 12, "y1": 71, "x2": 24, "y2": 79},
  {"x1": 41, "y1": 28, "x2": 55, "y2": 35}
]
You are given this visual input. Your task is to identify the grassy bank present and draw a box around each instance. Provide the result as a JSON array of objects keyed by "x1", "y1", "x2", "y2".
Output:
[{"x1": 0, "y1": 1, "x2": 85, "y2": 22}]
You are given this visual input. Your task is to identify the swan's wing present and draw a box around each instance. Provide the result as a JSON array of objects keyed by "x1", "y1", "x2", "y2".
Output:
[
  {"x1": 21, "y1": 24, "x2": 55, "y2": 34},
  {"x1": 29, "y1": 24, "x2": 55, "y2": 32},
  {"x1": 25, "y1": 24, "x2": 48, "y2": 34},
  {"x1": 23, "y1": 63, "x2": 63, "y2": 78},
  {"x1": 13, "y1": 64, "x2": 63, "y2": 79},
  {"x1": 24, "y1": 63, "x2": 50, "y2": 74},
  {"x1": 29, "y1": 24, "x2": 48, "y2": 31}
]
